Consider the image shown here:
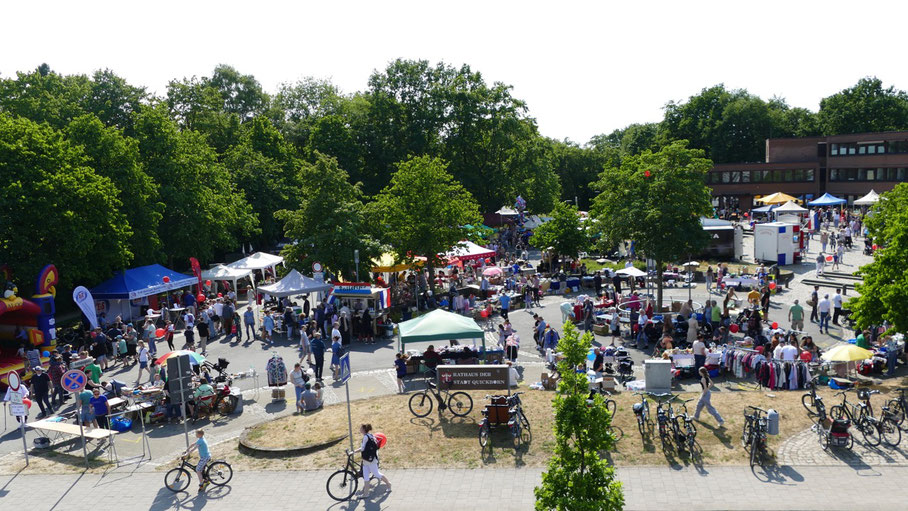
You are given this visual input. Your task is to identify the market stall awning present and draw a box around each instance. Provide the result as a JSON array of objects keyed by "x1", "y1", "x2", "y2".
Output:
[
  {"x1": 91, "y1": 264, "x2": 196, "y2": 300},
  {"x1": 495, "y1": 206, "x2": 519, "y2": 216},
  {"x1": 774, "y1": 200, "x2": 808, "y2": 213},
  {"x1": 226, "y1": 252, "x2": 284, "y2": 271},
  {"x1": 751, "y1": 204, "x2": 778, "y2": 213},
  {"x1": 444, "y1": 241, "x2": 495, "y2": 262},
  {"x1": 399, "y1": 309, "x2": 484, "y2": 345},
  {"x1": 755, "y1": 192, "x2": 800, "y2": 205},
  {"x1": 807, "y1": 193, "x2": 847, "y2": 206},
  {"x1": 853, "y1": 190, "x2": 880, "y2": 206},
  {"x1": 371, "y1": 252, "x2": 421, "y2": 273},
  {"x1": 258, "y1": 269, "x2": 331, "y2": 297},
  {"x1": 523, "y1": 215, "x2": 552, "y2": 229},
  {"x1": 201, "y1": 265, "x2": 253, "y2": 282},
  {"x1": 616, "y1": 267, "x2": 646, "y2": 278}
]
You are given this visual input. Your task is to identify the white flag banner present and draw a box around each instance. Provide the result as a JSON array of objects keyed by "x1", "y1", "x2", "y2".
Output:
[{"x1": 72, "y1": 286, "x2": 98, "y2": 329}]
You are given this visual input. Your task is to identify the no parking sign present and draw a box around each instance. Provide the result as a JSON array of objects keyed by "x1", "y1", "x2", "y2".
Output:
[{"x1": 61, "y1": 369, "x2": 88, "y2": 393}]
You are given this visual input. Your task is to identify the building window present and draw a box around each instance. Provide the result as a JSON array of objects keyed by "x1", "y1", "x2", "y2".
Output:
[
  {"x1": 899, "y1": 168, "x2": 907, "y2": 181},
  {"x1": 830, "y1": 143, "x2": 838, "y2": 156},
  {"x1": 731, "y1": 171, "x2": 741, "y2": 183},
  {"x1": 889, "y1": 140, "x2": 908, "y2": 154},
  {"x1": 721, "y1": 172, "x2": 730, "y2": 184},
  {"x1": 805, "y1": 169, "x2": 815, "y2": 182},
  {"x1": 741, "y1": 170, "x2": 750, "y2": 183}
]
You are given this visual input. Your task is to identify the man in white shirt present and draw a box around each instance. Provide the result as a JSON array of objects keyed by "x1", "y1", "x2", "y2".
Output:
[
  {"x1": 832, "y1": 289, "x2": 844, "y2": 325},
  {"x1": 636, "y1": 311, "x2": 648, "y2": 348},
  {"x1": 772, "y1": 338, "x2": 785, "y2": 360},
  {"x1": 780, "y1": 340, "x2": 799, "y2": 361},
  {"x1": 692, "y1": 336, "x2": 707, "y2": 372},
  {"x1": 817, "y1": 295, "x2": 831, "y2": 334},
  {"x1": 183, "y1": 311, "x2": 195, "y2": 330}
]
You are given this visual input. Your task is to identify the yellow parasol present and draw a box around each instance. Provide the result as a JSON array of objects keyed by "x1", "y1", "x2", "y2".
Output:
[
  {"x1": 822, "y1": 344, "x2": 874, "y2": 362},
  {"x1": 754, "y1": 192, "x2": 801, "y2": 205}
]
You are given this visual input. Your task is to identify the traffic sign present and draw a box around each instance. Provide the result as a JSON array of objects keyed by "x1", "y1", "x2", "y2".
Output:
[
  {"x1": 9, "y1": 389, "x2": 26, "y2": 416},
  {"x1": 61, "y1": 369, "x2": 88, "y2": 393},
  {"x1": 338, "y1": 353, "x2": 351, "y2": 384},
  {"x1": 6, "y1": 371, "x2": 20, "y2": 391}
]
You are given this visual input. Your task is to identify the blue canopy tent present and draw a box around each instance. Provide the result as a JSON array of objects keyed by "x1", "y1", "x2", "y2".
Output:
[
  {"x1": 91, "y1": 264, "x2": 196, "y2": 299},
  {"x1": 807, "y1": 193, "x2": 847, "y2": 206},
  {"x1": 751, "y1": 204, "x2": 779, "y2": 213}
]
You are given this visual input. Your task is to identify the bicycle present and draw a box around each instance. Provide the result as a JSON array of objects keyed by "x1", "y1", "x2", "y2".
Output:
[
  {"x1": 164, "y1": 455, "x2": 233, "y2": 492},
  {"x1": 632, "y1": 392, "x2": 655, "y2": 439},
  {"x1": 743, "y1": 406, "x2": 768, "y2": 469},
  {"x1": 478, "y1": 394, "x2": 526, "y2": 450},
  {"x1": 408, "y1": 375, "x2": 473, "y2": 418},
  {"x1": 654, "y1": 393, "x2": 674, "y2": 449},
  {"x1": 801, "y1": 376, "x2": 820, "y2": 416},
  {"x1": 829, "y1": 390, "x2": 882, "y2": 446},
  {"x1": 588, "y1": 388, "x2": 618, "y2": 419},
  {"x1": 886, "y1": 388, "x2": 908, "y2": 430},
  {"x1": 674, "y1": 398, "x2": 698, "y2": 452},
  {"x1": 326, "y1": 450, "x2": 364, "y2": 501},
  {"x1": 849, "y1": 389, "x2": 901, "y2": 447}
]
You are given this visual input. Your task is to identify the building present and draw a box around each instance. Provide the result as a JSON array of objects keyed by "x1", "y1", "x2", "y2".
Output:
[{"x1": 707, "y1": 131, "x2": 908, "y2": 212}]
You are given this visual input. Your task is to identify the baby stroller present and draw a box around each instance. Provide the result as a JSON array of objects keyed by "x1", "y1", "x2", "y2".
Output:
[
  {"x1": 616, "y1": 355, "x2": 634, "y2": 384},
  {"x1": 863, "y1": 239, "x2": 874, "y2": 256}
]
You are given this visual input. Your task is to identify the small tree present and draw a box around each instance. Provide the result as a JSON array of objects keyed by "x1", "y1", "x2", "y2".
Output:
[
  {"x1": 530, "y1": 201, "x2": 588, "y2": 270},
  {"x1": 535, "y1": 322, "x2": 623, "y2": 511}
]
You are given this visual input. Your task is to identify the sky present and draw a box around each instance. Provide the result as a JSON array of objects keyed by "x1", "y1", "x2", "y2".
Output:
[{"x1": 3, "y1": 0, "x2": 907, "y2": 144}]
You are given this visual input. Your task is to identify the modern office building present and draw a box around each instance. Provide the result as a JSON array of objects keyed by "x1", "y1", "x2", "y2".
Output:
[{"x1": 707, "y1": 131, "x2": 908, "y2": 211}]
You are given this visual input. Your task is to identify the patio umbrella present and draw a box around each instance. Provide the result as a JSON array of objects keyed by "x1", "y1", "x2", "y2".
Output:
[
  {"x1": 155, "y1": 350, "x2": 206, "y2": 366},
  {"x1": 822, "y1": 345, "x2": 873, "y2": 362},
  {"x1": 482, "y1": 267, "x2": 503, "y2": 278},
  {"x1": 755, "y1": 192, "x2": 800, "y2": 205}
]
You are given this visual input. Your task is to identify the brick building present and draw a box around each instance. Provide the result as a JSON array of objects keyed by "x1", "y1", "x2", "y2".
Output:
[{"x1": 708, "y1": 131, "x2": 908, "y2": 211}]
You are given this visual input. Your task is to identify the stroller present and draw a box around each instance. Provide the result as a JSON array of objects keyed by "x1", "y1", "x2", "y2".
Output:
[
  {"x1": 863, "y1": 239, "x2": 874, "y2": 256},
  {"x1": 616, "y1": 355, "x2": 635, "y2": 384}
]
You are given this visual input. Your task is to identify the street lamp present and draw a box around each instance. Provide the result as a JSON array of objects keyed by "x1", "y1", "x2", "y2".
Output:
[{"x1": 354, "y1": 249, "x2": 360, "y2": 281}]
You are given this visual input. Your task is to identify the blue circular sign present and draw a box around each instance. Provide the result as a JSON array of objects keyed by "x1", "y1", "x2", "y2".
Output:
[{"x1": 62, "y1": 369, "x2": 87, "y2": 393}]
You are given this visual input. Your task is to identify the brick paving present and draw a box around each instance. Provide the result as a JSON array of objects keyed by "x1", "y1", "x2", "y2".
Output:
[
  {"x1": 777, "y1": 425, "x2": 908, "y2": 467},
  {"x1": 2, "y1": 464, "x2": 908, "y2": 510}
]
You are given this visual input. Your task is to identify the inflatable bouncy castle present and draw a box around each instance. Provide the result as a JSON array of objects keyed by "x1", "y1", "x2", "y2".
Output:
[{"x1": 0, "y1": 264, "x2": 58, "y2": 387}]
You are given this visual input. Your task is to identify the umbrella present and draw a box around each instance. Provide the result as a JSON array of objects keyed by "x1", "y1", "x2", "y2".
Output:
[
  {"x1": 616, "y1": 267, "x2": 646, "y2": 278},
  {"x1": 155, "y1": 350, "x2": 206, "y2": 366},
  {"x1": 822, "y1": 344, "x2": 873, "y2": 362},
  {"x1": 482, "y1": 267, "x2": 502, "y2": 278},
  {"x1": 682, "y1": 261, "x2": 700, "y2": 267},
  {"x1": 755, "y1": 192, "x2": 800, "y2": 205}
]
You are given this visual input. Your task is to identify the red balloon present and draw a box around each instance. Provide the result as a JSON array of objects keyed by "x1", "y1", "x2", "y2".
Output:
[
  {"x1": 826, "y1": 255, "x2": 833, "y2": 262},
  {"x1": 872, "y1": 244, "x2": 878, "y2": 250},
  {"x1": 155, "y1": 328, "x2": 166, "y2": 338},
  {"x1": 205, "y1": 280, "x2": 212, "y2": 286},
  {"x1": 729, "y1": 324, "x2": 739, "y2": 333},
  {"x1": 644, "y1": 170, "x2": 651, "y2": 177},
  {"x1": 197, "y1": 293, "x2": 205, "y2": 302},
  {"x1": 771, "y1": 322, "x2": 779, "y2": 329},
  {"x1": 374, "y1": 432, "x2": 387, "y2": 448},
  {"x1": 22, "y1": 398, "x2": 32, "y2": 409},
  {"x1": 163, "y1": 276, "x2": 171, "y2": 283},
  {"x1": 768, "y1": 282, "x2": 777, "y2": 290},
  {"x1": 217, "y1": 293, "x2": 223, "y2": 298}
]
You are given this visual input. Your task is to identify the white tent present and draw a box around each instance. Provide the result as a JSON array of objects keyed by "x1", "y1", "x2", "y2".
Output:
[
  {"x1": 444, "y1": 240, "x2": 496, "y2": 262},
  {"x1": 495, "y1": 206, "x2": 518, "y2": 216},
  {"x1": 854, "y1": 190, "x2": 880, "y2": 206},
  {"x1": 258, "y1": 269, "x2": 332, "y2": 298},
  {"x1": 774, "y1": 201, "x2": 808, "y2": 213},
  {"x1": 227, "y1": 252, "x2": 284, "y2": 285},
  {"x1": 523, "y1": 215, "x2": 553, "y2": 229},
  {"x1": 201, "y1": 265, "x2": 253, "y2": 294},
  {"x1": 616, "y1": 267, "x2": 646, "y2": 278}
]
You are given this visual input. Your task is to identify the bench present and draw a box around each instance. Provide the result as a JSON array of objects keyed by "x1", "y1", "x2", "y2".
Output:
[{"x1": 800, "y1": 279, "x2": 857, "y2": 292}]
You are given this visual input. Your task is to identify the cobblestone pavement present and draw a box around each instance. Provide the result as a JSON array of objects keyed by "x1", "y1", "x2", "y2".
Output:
[
  {"x1": 3, "y1": 465, "x2": 908, "y2": 510},
  {"x1": 777, "y1": 425, "x2": 908, "y2": 466}
]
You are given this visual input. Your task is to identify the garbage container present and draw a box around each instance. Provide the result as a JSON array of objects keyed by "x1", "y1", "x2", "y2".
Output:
[{"x1": 767, "y1": 409, "x2": 779, "y2": 436}]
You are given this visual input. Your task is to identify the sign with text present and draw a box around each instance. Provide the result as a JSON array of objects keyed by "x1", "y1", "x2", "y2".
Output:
[
  {"x1": 436, "y1": 365, "x2": 509, "y2": 391},
  {"x1": 332, "y1": 283, "x2": 372, "y2": 295}
]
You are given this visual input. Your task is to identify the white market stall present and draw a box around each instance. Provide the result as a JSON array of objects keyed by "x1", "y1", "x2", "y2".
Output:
[
  {"x1": 258, "y1": 269, "x2": 332, "y2": 298},
  {"x1": 853, "y1": 190, "x2": 880, "y2": 206},
  {"x1": 201, "y1": 265, "x2": 253, "y2": 295},
  {"x1": 329, "y1": 282, "x2": 394, "y2": 340},
  {"x1": 444, "y1": 241, "x2": 496, "y2": 263},
  {"x1": 227, "y1": 252, "x2": 284, "y2": 284}
]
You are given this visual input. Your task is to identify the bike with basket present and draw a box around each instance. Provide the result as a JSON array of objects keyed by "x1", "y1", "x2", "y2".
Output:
[{"x1": 479, "y1": 391, "x2": 530, "y2": 450}]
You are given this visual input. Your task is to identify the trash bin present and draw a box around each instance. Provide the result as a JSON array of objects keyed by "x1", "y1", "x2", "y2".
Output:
[{"x1": 767, "y1": 409, "x2": 779, "y2": 436}]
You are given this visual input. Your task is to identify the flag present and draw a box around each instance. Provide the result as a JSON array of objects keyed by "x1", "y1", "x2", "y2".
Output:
[
  {"x1": 189, "y1": 257, "x2": 202, "y2": 291},
  {"x1": 72, "y1": 286, "x2": 98, "y2": 329}
]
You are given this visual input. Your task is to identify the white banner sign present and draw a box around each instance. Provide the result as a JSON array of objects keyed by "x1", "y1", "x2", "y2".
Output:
[{"x1": 72, "y1": 286, "x2": 98, "y2": 329}]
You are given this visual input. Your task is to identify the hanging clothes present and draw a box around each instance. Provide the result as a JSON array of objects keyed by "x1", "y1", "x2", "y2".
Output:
[{"x1": 266, "y1": 354, "x2": 288, "y2": 386}]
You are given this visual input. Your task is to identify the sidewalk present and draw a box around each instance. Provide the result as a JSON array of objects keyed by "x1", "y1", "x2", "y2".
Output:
[{"x1": 1, "y1": 464, "x2": 906, "y2": 510}]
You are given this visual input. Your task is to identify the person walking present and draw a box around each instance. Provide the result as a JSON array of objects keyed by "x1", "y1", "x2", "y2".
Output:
[
  {"x1": 352, "y1": 423, "x2": 391, "y2": 499},
  {"x1": 290, "y1": 363, "x2": 307, "y2": 414},
  {"x1": 197, "y1": 319, "x2": 209, "y2": 355},
  {"x1": 48, "y1": 354, "x2": 66, "y2": 410},
  {"x1": 832, "y1": 288, "x2": 843, "y2": 325},
  {"x1": 815, "y1": 253, "x2": 825, "y2": 277},
  {"x1": 137, "y1": 341, "x2": 153, "y2": 384},
  {"x1": 809, "y1": 286, "x2": 820, "y2": 323},
  {"x1": 692, "y1": 335, "x2": 706, "y2": 373},
  {"x1": 818, "y1": 294, "x2": 832, "y2": 334},
  {"x1": 263, "y1": 311, "x2": 275, "y2": 345},
  {"x1": 693, "y1": 367, "x2": 724, "y2": 427},
  {"x1": 330, "y1": 334, "x2": 343, "y2": 380},
  {"x1": 705, "y1": 266, "x2": 714, "y2": 294},
  {"x1": 821, "y1": 231, "x2": 828, "y2": 253},
  {"x1": 310, "y1": 332, "x2": 326, "y2": 382},
  {"x1": 788, "y1": 299, "x2": 804, "y2": 332},
  {"x1": 243, "y1": 306, "x2": 256, "y2": 340},
  {"x1": 394, "y1": 353, "x2": 407, "y2": 394},
  {"x1": 30, "y1": 366, "x2": 52, "y2": 418}
]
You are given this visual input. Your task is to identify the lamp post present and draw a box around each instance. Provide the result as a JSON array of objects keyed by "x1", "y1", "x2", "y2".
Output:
[{"x1": 354, "y1": 250, "x2": 360, "y2": 282}]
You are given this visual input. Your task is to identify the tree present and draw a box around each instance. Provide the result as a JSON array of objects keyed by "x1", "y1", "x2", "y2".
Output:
[
  {"x1": 85, "y1": 69, "x2": 147, "y2": 131},
  {"x1": 0, "y1": 67, "x2": 91, "y2": 129},
  {"x1": 846, "y1": 184, "x2": 908, "y2": 332},
  {"x1": 590, "y1": 141, "x2": 713, "y2": 309},
  {"x1": 0, "y1": 114, "x2": 132, "y2": 291},
  {"x1": 535, "y1": 321, "x2": 623, "y2": 511},
  {"x1": 370, "y1": 155, "x2": 481, "y2": 284},
  {"x1": 531, "y1": 202, "x2": 588, "y2": 266},
  {"x1": 818, "y1": 77, "x2": 908, "y2": 135},
  {"x1": 275, "y1": 153, "x2": 378, "y2": 280}
]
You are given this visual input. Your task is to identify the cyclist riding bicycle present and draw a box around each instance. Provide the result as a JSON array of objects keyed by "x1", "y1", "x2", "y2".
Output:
[{"x1": 183, "y1": 429, "x2": 211, "y2": 492}]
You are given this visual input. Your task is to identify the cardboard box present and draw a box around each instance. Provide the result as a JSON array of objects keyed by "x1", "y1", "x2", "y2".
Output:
[{"x1": 541, "y1": 372, "x2": 557, "y2": 390}]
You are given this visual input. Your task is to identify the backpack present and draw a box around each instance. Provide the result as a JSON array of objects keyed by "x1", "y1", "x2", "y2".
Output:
[{"x1": 362, "y1": 434, "x2": 379, "y2": 462}]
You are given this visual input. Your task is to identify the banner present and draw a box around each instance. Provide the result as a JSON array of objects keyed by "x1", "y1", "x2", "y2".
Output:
[
  {"x1": 72, "y1": 286, "x2": 98, "y2": 329},
  {"x1": 189, "y1": 257, "x2": 202, "y2": 291}
]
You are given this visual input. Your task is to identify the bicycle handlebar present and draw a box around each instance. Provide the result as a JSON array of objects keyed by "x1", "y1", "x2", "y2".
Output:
[{"x1": 747, "y1": 406, "x2": 767, "y2": 413}]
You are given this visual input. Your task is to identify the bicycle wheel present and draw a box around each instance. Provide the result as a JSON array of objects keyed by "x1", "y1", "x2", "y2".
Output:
[
  {"x1": 887, "y1": 400, "x2": 905, "y2": 427},
  {"x1": 802, "y1": 393, "x2": 817, "y2": 415},
  {"x1": 818, "y1": 428, "x2": 829, "y2": 451},
  {"x1": 511, "y1": 421, "x2": 522, "y2": 449},
  {"x1": 686, "y1": 421, "x2": 697, "y2": 448},
  {"x1": 408, "y1": 392, "x2": 434, "y2": 417},
  {"x1": 829, "y1": 406, "x2": 846, "y2": 421},
  {"x1": 164, "y1": 468, "x2": 191, "y2": 492},
  {"x1": 326, "y1": 469, "x2": 359, "y2": 502},
  {"x1": 881, "y1": 418, "x2": 901, "y2": 447},
  {"x1": 519, "y1": 410, "x2": 531, "y2": 432},
  {"x1": 658, "y1": 422, "x2": 670, "y2": 448},
  {"x1": 637, "y1": 414, "x2": 646, "y2": 437},
  {"x1": 205, "y1": 461, "x2": 233, "y2": 486},
  {"x1": 741, "y1": 422, "x2": 753, "y2": 449},
  {"x1": 860, "y1": 418, "x2": 881, "y2": 447},
  {"x1": 749, "y1": 439, "x2": 762, "y2": 468},
  {"x1": 605, "y1": 399, "x2": 617, "y2": 418},
  {"x1": 478, "y1": 422, "x2": 490, "y2": 448},
  {"x1": 447, "y1": 392, "x2": 473, "y2": 417}
]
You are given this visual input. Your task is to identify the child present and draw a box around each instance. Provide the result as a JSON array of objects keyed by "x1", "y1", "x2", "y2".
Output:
[
  {"x1": 184, "y1": 429, "x2": 211, "y2": 492},
  {"x1": 394, "y1": 353, "x2": 408, "y2": 394}
]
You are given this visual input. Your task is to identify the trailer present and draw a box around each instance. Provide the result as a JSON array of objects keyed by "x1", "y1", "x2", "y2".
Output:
[{"x1": 754, "y1": 222, "x2": 801, "y2": 265}]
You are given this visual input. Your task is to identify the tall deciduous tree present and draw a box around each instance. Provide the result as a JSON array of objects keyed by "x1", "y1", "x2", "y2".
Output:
[
  {"x1": 535, "y1": 321, "x2": 624, "y2": 511},
  {"x1": 846, "y1": 184, "x2": 908, "y2": 332},
  {"x1": 591, "y1": 141, "x2": 713, "y2": 309},
  {"x1": 818, "y1": 77, "x2": 908, "y2": 135},
  {"x1": 531, "y1": 202, "x2": 588, "y2": 264},
  {"x1": 276, "y1": 153, "x2": 378, "y2": 280},
  {"x1": 370, "y1": 155, "x2": 481, "y2": 283},
  {"x1": 0, "y1": 114, "x2": 132, "y2": 290}
]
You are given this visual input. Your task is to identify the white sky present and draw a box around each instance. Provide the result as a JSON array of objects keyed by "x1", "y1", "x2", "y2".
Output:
[{"x1": 3, "y1": 0, "x2": 906, "y2": 144}]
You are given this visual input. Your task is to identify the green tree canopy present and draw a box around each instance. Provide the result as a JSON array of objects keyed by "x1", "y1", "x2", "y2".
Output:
[
  {"x1": 276, "y1": 153, "x2": 378, "y2": 280},
  {"x1": 535, "y1": 321, "x2": 624, "y2": 511},
  {"x1": 0, "y1": 114, "x2": 132, "y2": 290},
  {"x1": 846, "y1": 183, "x2": 908, "y2": 331},
  {"x1": 531, "y1": 202, "x2": 588, "y2": 262},
  {"x1": 370, "y1": 155, "x2": 481, "y2": 279},
  {"x1": 818, "y1": 77, "x2": 908, "y2": 135},
  {"x1": 591, "y1": 140, "x2": 713, "y2": 308}
]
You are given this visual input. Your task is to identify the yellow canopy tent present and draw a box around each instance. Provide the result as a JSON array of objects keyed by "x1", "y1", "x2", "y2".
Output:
[
  {"x1": 754, "y1": 192, "x2": 801, "y2": 205},
  {"x1": 370, "y1": 253, "x2": 424, "y2": 273}
]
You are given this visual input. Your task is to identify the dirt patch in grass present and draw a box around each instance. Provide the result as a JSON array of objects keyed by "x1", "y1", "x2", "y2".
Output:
[
  {"x1": 0, "y1": 445, "x2": 114, "y2": 475},
  {"x1": 202, "y1": 383, "x2": 904, "y2": 471},
  {"x1": 241, "y1": 406, "x2": 350, "y2": 450}
]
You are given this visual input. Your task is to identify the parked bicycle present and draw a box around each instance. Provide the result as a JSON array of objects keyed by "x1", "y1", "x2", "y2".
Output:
[
  {"x1": 829, "y1": 389, "x2": 897, "y2": 447},
  {"x1": 164, "y1": 455, "x2": 233, "y2": 492},
  {"x1": 326, "y1": 450, "x2": 364, "y2": 501},
  {"x1": 408, "y1": 376, "x2": 473, "y2": 418},
  {"x1": 654, "y1": 393, "x2": 675, "y2": 449},
  {"x1": 742, "y1": 406, "x2": 769, "y2": 469},
  {"x1": 886, "y1": 388, "x2": 908, "y2": 430},
  {"x1": 801, "y1": 376, "x2": 820, "y2": 416},
  {"x1": 588, "y1": 388, "x2": 618, "y2": 418},
  {"x1": 632, "y1": 392, "x2": 655, "y2": 438},
  {"x1": 673, "y1": 398, "x2": 698, "y2": 452},
  {"x1": 812, "y1": 392, "x2": 853, "y2": 451},
  {"x1": 478, "y1": 393, "x2": 528, "y2": 449}
]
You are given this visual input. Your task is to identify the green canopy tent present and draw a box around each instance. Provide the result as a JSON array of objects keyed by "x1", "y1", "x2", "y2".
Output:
[{"x1": 398, "y1": 309, "x2": 486, "y2": 353}]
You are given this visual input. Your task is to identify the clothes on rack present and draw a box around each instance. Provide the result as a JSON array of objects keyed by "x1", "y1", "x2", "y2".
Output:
[{"x1": 266, "y1": 354, "x2": 288, "y2": 386}]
